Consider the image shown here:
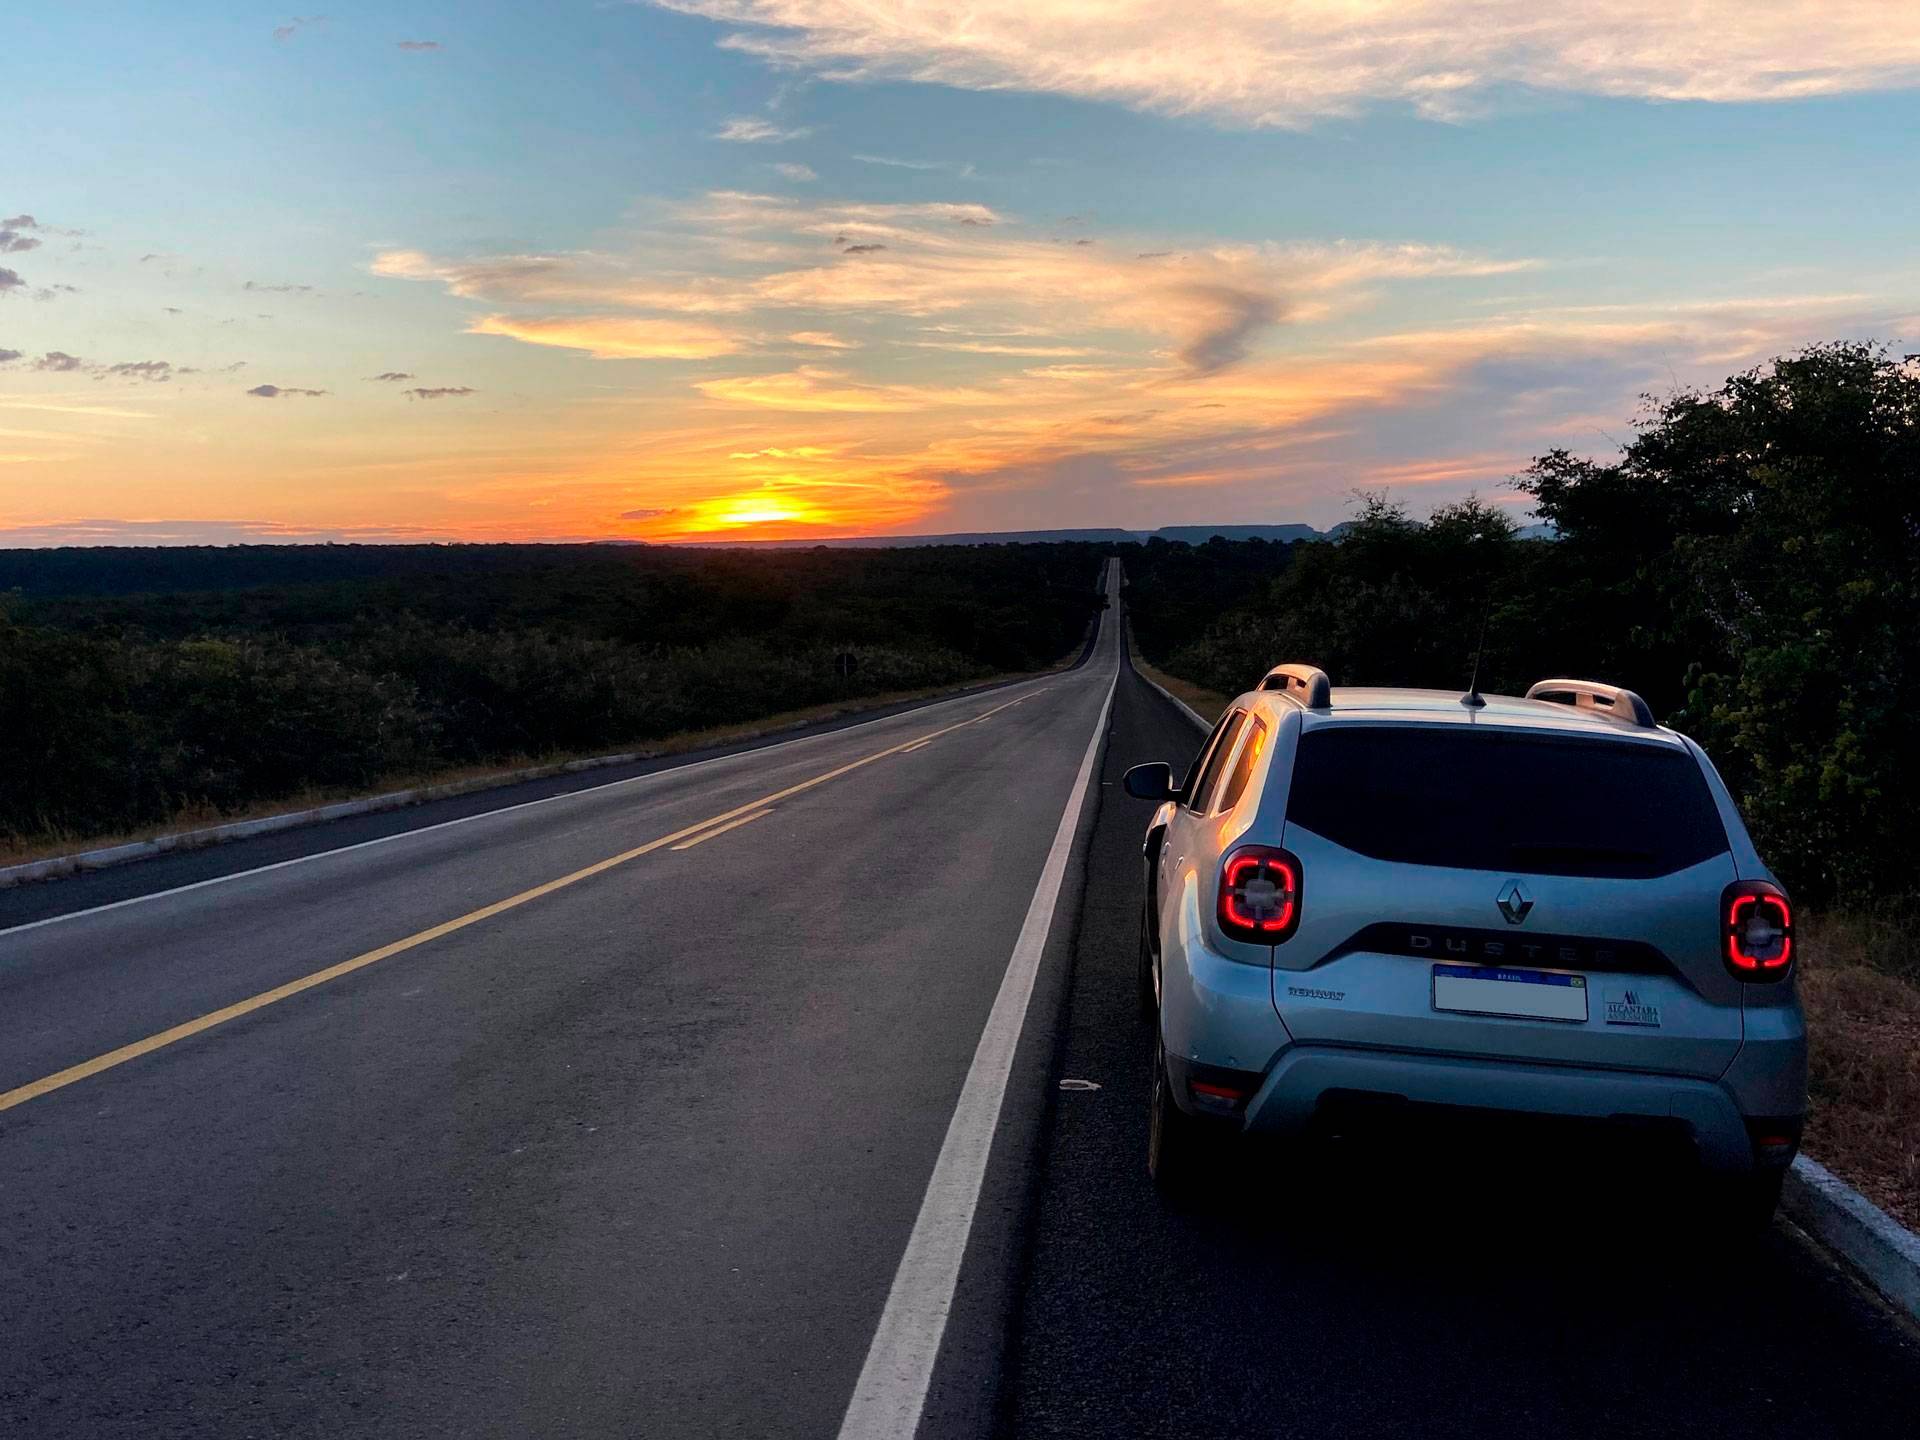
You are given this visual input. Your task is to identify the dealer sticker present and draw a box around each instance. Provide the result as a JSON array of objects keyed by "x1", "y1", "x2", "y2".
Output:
[{"x1": 1603, "y1": 988, "x2": 1662, "y2": 1027}]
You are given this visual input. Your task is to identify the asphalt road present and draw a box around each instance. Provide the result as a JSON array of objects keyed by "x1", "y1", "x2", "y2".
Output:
[
  {"x1": 0, "y1": 568, "x2": 1117, "y2": 1438},
  {"x1": 5, "y1": 559, "x2": 1919, "y2": 1439}
]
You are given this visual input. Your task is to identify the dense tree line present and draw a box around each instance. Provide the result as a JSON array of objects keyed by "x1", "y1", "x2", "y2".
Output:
[
  {"x1": 1128, "y1": 344, "x2": 1918, "y2": 906},
  {"x1": 0, "y1": 544, "x2": 1104, "y2": 849}
]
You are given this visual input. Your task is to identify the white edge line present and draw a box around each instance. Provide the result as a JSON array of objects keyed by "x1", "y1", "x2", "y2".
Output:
[
  {"x1": 835, "y1": 662, "x2": 1116, "y2": 1440},
  {"x1": 0, "y1": 672, "x2": 1056, "y2": 941}
]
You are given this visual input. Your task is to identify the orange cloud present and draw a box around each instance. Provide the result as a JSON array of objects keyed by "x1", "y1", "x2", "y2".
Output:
[
  {"x1": 694, "y1": 365, "x2": 998, "y2": 412},
  {"x1": 469, "y1": 314, "x2": 743, "y2": 359}
]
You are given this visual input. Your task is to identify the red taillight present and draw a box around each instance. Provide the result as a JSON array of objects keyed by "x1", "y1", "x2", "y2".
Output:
[
  {"x1": 1723, "y1": 880, "x2": 1793, "y2": 980},
  {"x1": 1217, "y1": 844, "x2": 1302, "y2": 943}
]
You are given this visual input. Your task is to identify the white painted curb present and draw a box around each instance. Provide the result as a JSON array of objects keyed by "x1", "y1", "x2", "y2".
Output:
[
  {"x1": 1784, "y1": 1155, "x2": 1920, "y2": 1321},
  {"x1": 1132, "y1": 655, "x2": 1920, "y2": 1324}
]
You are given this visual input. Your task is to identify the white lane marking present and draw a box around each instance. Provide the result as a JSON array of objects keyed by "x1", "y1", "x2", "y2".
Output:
[
  {"x1": 667, "y1": 808, "x2": 773, "y2": 851},
  {"x1": 898, "y1": 738, "x2": 933, "y2": 754},
  {"x1": 835, "y1": 665, "x2": 1116, "y2": 1440},
  {"x1": 0, "y1": 675, "x2": 1054, "y2": 941}
]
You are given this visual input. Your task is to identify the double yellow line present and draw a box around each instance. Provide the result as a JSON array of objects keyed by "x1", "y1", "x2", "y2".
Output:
[{"x1": 0, "y1": 689, "x2": 1038, "y2": 1116}]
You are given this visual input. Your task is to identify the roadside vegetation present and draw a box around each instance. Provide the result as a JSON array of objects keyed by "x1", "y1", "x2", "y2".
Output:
[
  {"x1": 1126, "y1": 342, "x2": 1920, "y2": 1224},
  {"x1": 0, "y1": 543, "x2": 1105, "y2": 859}
]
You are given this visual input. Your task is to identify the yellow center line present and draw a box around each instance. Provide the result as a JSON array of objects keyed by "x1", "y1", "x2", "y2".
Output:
[
  {"x1": 668, "y1": 807, "x2": 773, "y2": 851},
  {"x1": 0, "y1": 687, "x2": 1043, "y2": 1115}
]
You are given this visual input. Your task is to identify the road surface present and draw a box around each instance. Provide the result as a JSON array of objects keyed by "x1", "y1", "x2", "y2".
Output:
[{"x1": 4, "y1": 557, "x2": 1917, "y2": 1438}]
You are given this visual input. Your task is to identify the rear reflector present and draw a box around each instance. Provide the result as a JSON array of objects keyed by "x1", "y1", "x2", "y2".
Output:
[{"x1": 1191, "y1": 1081, "x2": 1252, "y2": 1102}]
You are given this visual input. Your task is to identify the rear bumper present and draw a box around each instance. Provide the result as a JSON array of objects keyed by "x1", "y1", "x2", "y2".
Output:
[{"x1": 1239, "y1": 1044, "x2": 1766, "y2": 1173}]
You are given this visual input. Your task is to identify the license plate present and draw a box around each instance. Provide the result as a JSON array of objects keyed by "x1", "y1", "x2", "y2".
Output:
[{"x1": 1432, "y1": 963, "x2": 1588, "y2": 1022}]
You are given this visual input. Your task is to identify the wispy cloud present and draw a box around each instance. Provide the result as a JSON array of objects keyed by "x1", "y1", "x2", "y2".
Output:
[
  {"x1": 0, "y1": 348, "x2": 21, "y2": 365},
  {"x1": 656, "y1": 1, "x2": 1920, "y2": 125},
  {"x1": 715, "y1": 116, "x2": 811, "y2": 143},
  {"x1": 397, "y1": 39, "x2": 441, "y2": 52},
  {"x1": 243, "y1": 280, "x2": 314, "y2": 294},
  {"x1": 379, "y1": 194, "x2": 1532, "y2": 384},
  {"x1": 694, "y1": 364, "x2": 997, "y2": 412},
  {"x1": 100, "y1": 360, "x2": 177, "y2": 383},
  {"x1": 246, "y1": 383, "x2": 327, "y2": 398},
  {"x1": 403, "y1": 385, "x2": 477, "y2": 400},
  {"x1": 854, "y1": 154, "x2": 975, "y2": 178},
  {"x1": 773, "y1": 162, "x2": 817, "y2": 181},
  {"x1": 369, "y1": 370, "x2": 415, "y2": 381},
  {"x1": 14, "y1": 351, "x2": 191, "y2": 382},
  {"x1": 904, "y1": 339, "x2": 1095, "y2": 357},
  {"x1": 0, "y1": 267, "x2": 24, "y2": 293},
  {"x1": 469, "y1": 313, "x2": 744, "y2": 359},
  {"x1": 272, "y1": 14, "x2": 324, "y2": 44},
  {"x1": 789, "y1": 330, "x2": 858, "y2": 348}
]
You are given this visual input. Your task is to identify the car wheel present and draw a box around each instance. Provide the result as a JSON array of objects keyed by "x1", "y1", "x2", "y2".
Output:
[
  {"x1": 1147, "y1": 1032, "x2": 1204, "y2": 1194},
  {"x1": 1137, "y1": 903, "x2": 1158, "y2": 1016}
]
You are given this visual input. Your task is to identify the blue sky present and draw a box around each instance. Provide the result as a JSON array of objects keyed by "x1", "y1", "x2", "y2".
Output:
[{"x1": 4, "y1": 3, "x2": 1919, "y2": 542}]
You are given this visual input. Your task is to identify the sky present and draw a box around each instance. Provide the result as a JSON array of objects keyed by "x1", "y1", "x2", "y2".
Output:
[{"x1": 4, "y1": 2, "x2": 1920, "y2": 546}]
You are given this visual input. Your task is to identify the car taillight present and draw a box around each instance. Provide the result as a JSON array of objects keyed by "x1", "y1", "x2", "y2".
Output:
[
  {"x1": 1722, "y1": 880, "x2": 1793, "y2": 980},
  {"x1": 1217, "y1": 845, "x2": 1302, "y2": 943}
]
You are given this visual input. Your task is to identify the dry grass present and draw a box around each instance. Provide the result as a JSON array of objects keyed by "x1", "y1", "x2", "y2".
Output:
[
  {"x1": 1798, "y1": 909, "x2": 1920, "y2": 1230},
  {"x1": 0, "y1": 669, "x2": 1044, "y2": 870}
]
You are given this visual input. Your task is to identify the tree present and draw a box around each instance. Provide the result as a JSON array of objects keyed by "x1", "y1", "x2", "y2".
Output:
[{"x1": 1521, "y1": 343, "x2": 1920, "y2": 900}]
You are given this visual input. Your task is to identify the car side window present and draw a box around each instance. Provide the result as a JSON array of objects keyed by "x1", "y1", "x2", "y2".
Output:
[
  {"x1": 1214, "y1": 715, "x2": 1269, "y2": 814},
  {"x1": 1179, "y1": 710, "x2": 1238, "y2": 799},
  {"x1": 1187, "y1": 710, "x2": 1247, "y2": 815}
]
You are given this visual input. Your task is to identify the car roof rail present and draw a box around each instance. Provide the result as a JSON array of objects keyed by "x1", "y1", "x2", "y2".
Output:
[
  {"x1": 1524, "y1": 678, "x2": 1656, "y2": 728},
  {"x1": 1258, "y1": 663, "x2": 1331, "y2": 710}
]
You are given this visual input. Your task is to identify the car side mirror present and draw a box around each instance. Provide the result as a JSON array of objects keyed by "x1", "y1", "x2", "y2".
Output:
[{"x1": 1122, "y1": 762, "x2": 1178, "y2": 803}]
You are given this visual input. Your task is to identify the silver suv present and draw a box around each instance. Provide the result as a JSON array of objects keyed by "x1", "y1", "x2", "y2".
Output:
[{"x1": 1125, "y1": 665, "x2": 1806, "y2": 1226}]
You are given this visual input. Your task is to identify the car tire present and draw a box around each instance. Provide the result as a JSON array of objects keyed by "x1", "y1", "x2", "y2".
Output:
[
  {"x1": 1147, "y1": 1032, "x2": 1205, "y2": 1195},
  {"x1": 1137, "y1": 903, "x2": 1158, "y2": 1017}
]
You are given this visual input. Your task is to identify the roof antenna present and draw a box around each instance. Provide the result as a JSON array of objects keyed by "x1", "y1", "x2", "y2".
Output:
[
  {"x1": 1461, "y1": 605, "x2": 1490, "y2": 708},
  {"x1": 1461, "y1": 539, "x2": 1494, "y2": 710}
]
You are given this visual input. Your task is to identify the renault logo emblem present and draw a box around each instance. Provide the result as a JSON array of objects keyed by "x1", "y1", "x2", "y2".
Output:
[{"x1": 1496, "y1": 880, "x2": 1534, "y2": 925}]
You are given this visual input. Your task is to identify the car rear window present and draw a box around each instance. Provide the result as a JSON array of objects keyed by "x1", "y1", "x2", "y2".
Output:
[{"x1": 1284, "y1": 726, "x2": 1729, "y2": 878}]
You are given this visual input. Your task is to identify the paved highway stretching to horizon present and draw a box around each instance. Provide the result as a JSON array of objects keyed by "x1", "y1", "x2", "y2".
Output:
[{"x1": 4, "y1": 558, "x2": 1919, "y2": 1438}]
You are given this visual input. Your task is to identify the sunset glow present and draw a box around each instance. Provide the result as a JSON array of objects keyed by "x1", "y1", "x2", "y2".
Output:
[{"x1": 5, "y1": 4, "x2": 1920, "y2": 545}]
